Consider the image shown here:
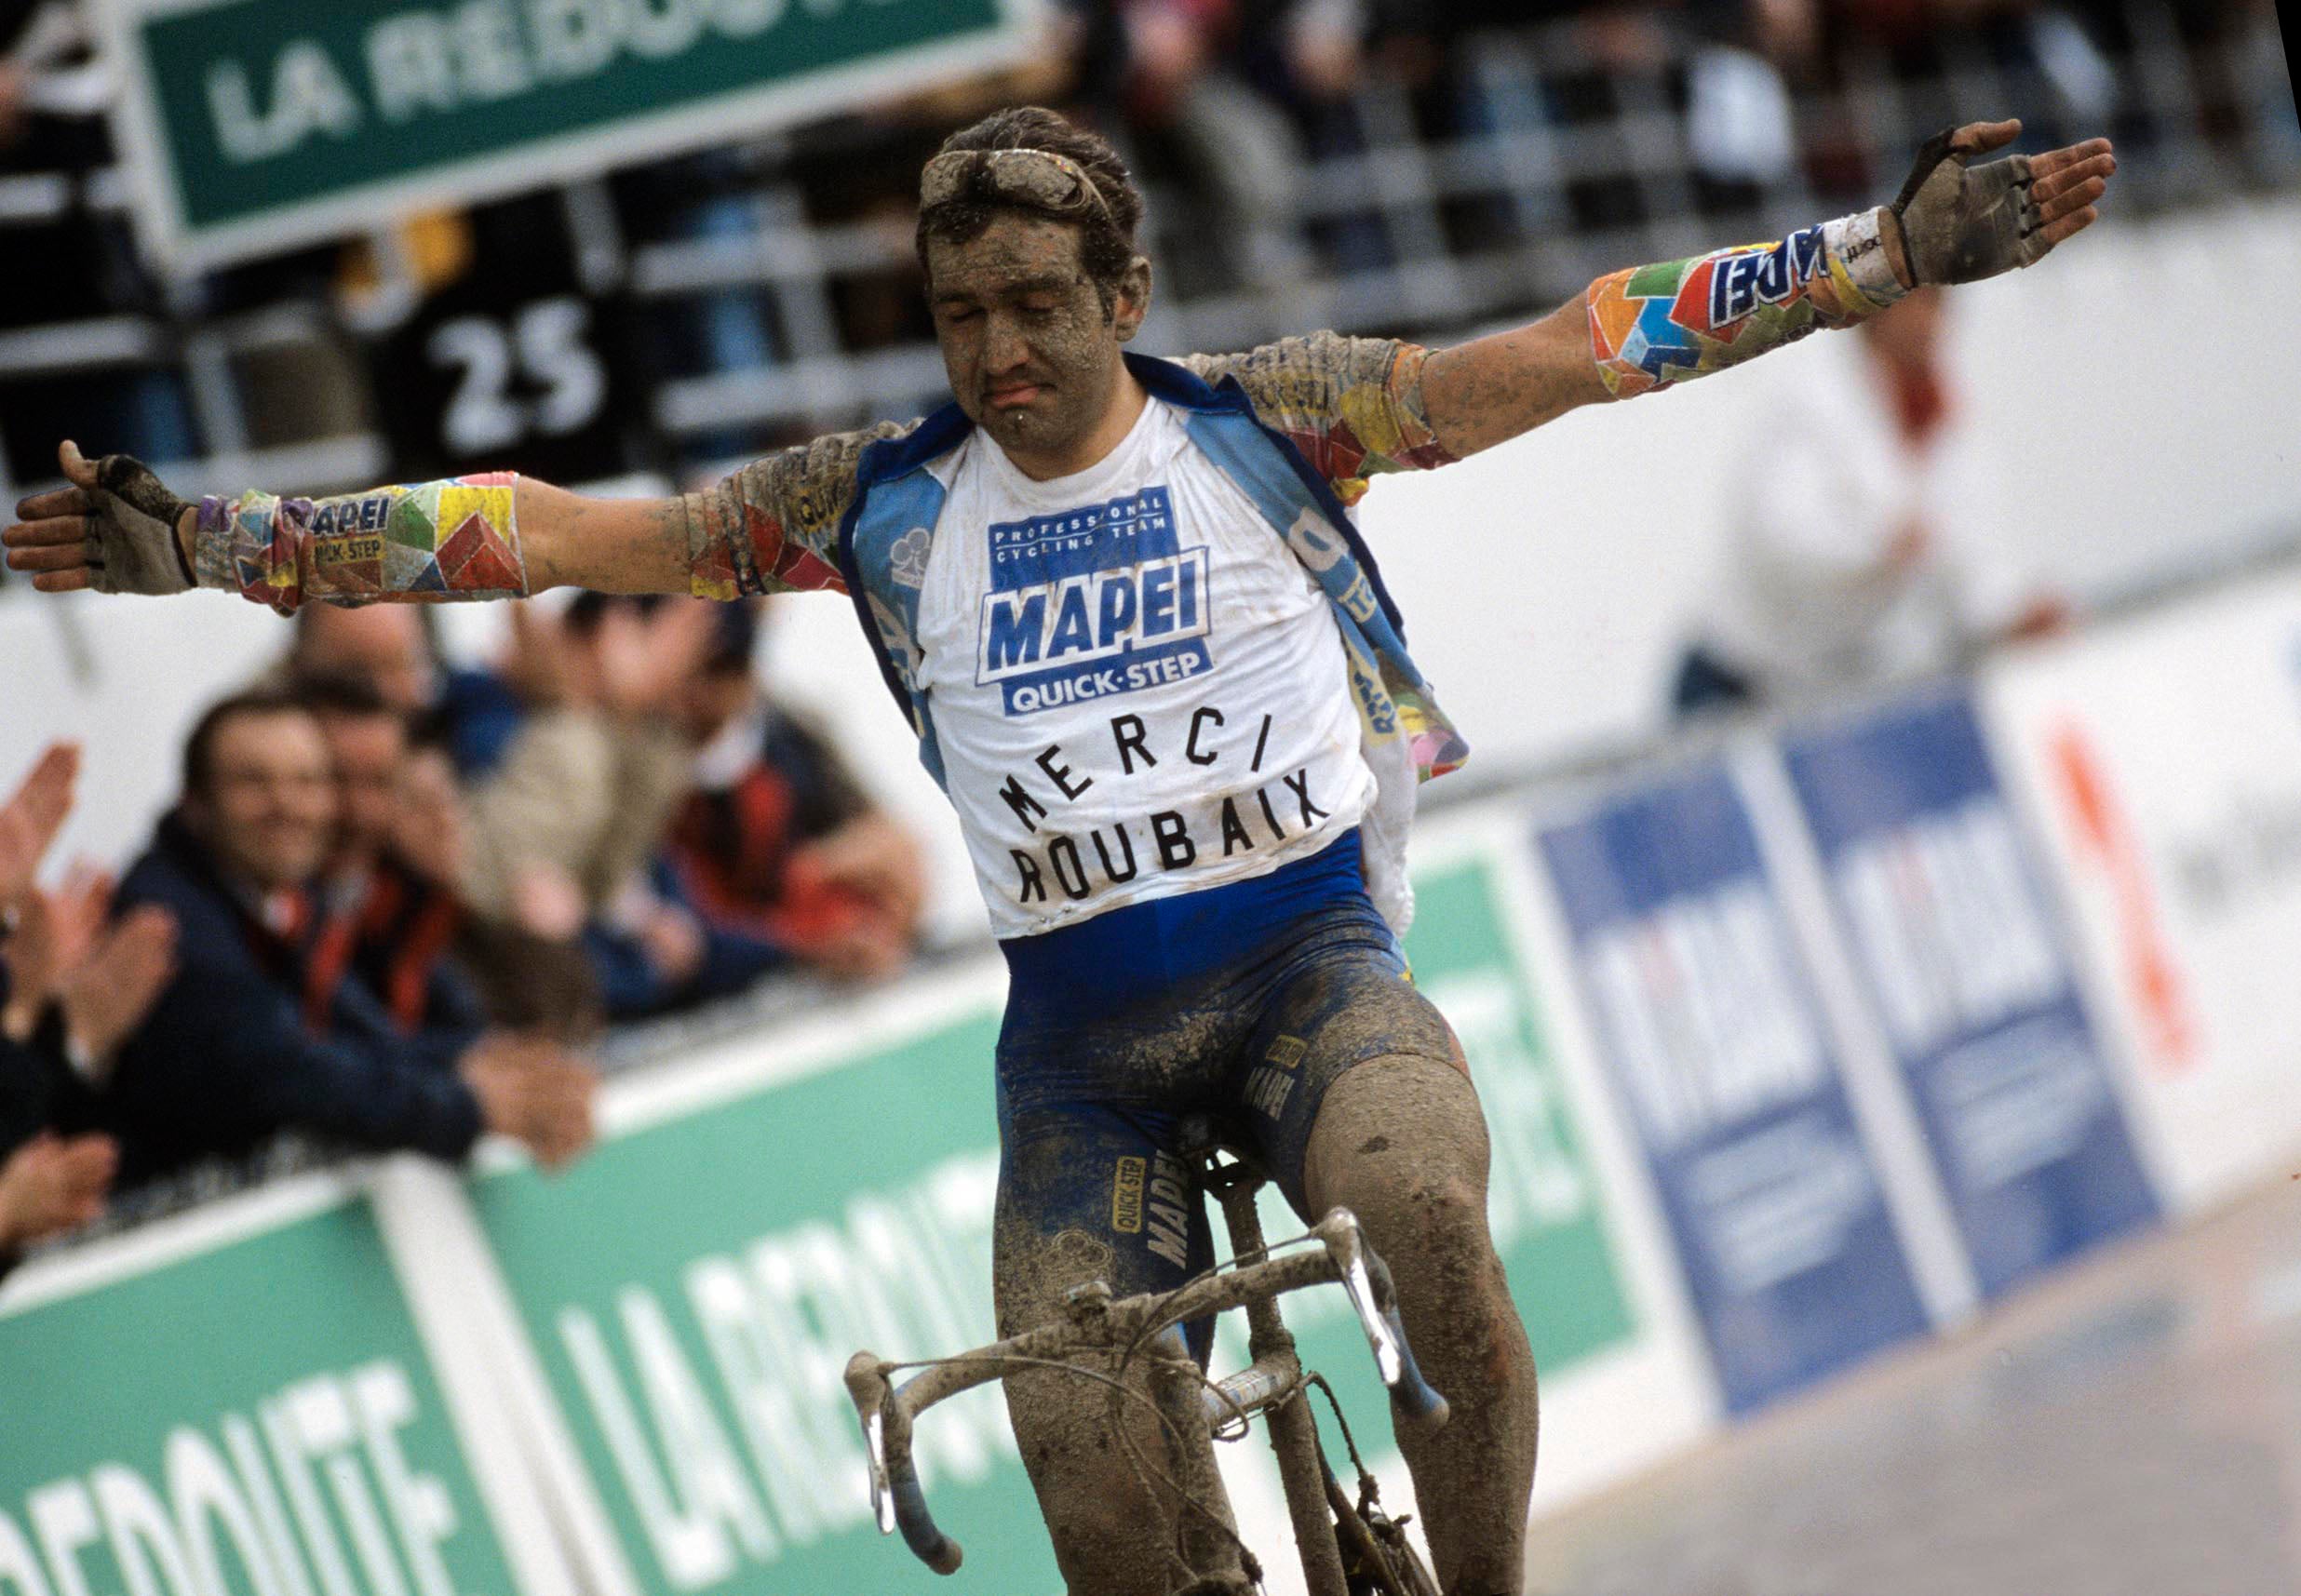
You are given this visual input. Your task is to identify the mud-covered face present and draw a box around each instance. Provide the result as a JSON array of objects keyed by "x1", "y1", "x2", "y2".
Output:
[{"x1": 925, "y1": 213, "x2": 1147, "y2": 476}]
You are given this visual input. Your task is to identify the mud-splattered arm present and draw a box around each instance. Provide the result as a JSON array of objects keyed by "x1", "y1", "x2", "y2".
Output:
[
  {"x1": 188, "y1": 435, "x2": 946, "y2": 609},
  {"x1": 4, "y1": 442, "x2": 706, "y2": 604},
  {"x1": 1412, "y1": 121, "x2": 2115, "y2": 460},
  {"x1": 1413, "y1": 210, "x2": 1910, "y2": 459},
  {"x1": 679, "y1": 419, "x2": 919, "y2": 598},
  {"x1": 1179, "y1": 332, "x2": 1457, "y2": 504}
]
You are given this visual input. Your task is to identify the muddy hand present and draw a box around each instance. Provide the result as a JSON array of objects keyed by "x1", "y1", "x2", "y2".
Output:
[
  {"x1": 1890, "y1": 119, "x2": 2115, "y2": 286},
  {"x1": 5, "y1": 441, "x2": 196, "y2": 595}
]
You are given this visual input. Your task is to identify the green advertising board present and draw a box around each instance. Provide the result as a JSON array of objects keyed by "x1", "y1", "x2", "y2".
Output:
[
  {"x1": 1399, "y1": 854, "x2": 1633, "y2": 1366},
  {"x1": 458, "y1": 841, "x2": 1635, "y2": 1589},
  {"x1": 464, "y1": 987, "x2": 1056, "y2": 1595},
  {"x1": 98, "y1": 0, "x2": 1036, "y2": 268},
  {"x1": 0, "y1": 1183, "x2": 527, "y2": 1596}
]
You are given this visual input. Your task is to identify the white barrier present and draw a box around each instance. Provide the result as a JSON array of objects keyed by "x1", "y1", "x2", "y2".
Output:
[{"x1": 1982, "y1": 565, "x2": 2301, "y2": 1213}]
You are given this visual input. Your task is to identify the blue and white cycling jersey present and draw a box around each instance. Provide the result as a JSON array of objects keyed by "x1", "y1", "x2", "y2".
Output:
[{"x1": 914, "y1": 395, "x2": 1376, "y2": 938}]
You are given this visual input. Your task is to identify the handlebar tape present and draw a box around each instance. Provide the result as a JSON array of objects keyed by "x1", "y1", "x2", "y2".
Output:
[{"x1": 890, "y1": 1465, "x2": 963, "y2": 1575}]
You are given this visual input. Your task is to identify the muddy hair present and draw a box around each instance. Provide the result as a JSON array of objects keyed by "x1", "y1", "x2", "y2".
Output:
[{"x1": 915, "y1": 107, "x2": 1145, "y2": 315}]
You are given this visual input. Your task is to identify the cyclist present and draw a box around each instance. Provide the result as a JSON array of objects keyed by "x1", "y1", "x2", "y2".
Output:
[{"x1": 8, "y1": 106, "x2": 2114, "y2": 1596}]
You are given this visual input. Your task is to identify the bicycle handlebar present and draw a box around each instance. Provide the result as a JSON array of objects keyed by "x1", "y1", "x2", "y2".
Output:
[
  {"x1": 889, "y1": 1464, "x2": 962, "y2": 1575},
  {"x1": 843, "y1": 1210, "x2": 1449, "y2": 1573},
  {"x1": 843, "y1": 1355, "x2": 964, "y2": 1574}
]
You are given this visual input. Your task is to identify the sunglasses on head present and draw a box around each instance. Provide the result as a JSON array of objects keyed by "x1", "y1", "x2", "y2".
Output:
[{"x1": 919, "y1": 148, "x2": 1110, "y2": 218}]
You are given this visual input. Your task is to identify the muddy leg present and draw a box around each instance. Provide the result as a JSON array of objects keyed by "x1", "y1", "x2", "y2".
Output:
[
  {"x1": 1300, "y1": 1055, "x2": 1539, "y2": 1596},
  {"x1": 994, "y1": 1121, "x2": 1246, "y2": 1595}
]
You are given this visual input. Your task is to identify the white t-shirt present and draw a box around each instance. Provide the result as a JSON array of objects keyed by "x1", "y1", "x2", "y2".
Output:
[
  {"x1": 912, "y1": 396, "x2": 1375, "y2": 938},
  {"x1": 1699, "y1": 334, "x2": 2026, "y2": 699}
]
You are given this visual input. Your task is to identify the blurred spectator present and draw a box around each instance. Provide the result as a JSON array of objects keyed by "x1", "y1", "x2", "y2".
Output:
[
  {"x1": 0, "y1": 2, "x2": 199, "y2": 475},
  {"x1": 288, "y1": 601, "x2": 538, "y2": 776},
  {"x1": 282, "y1": 603, "x2": 608, "y2": 1031},
  {"x1": 1683, "y1": 1, "x2": 1812, "y2": 188},
  {"x1": 102, "y1": 691, "x2": 597, "y2": 1190},
  {"x1": 289, "y1": 603, "x2": 443, "y2": 718},
  {"x1": 0, "y1": 742, "x2": 173, "y2": 1277},
  {"x1": 585, "y1": 602, "x2": 923, "y2": 1013},
  {"x1": 407, "y1": 718, "x2": 605, "y2": 1038},
  {"x1": 1674, "y1": 287, "x2": 2066, "y2": 717},
  {"x1": 669, "y1": 603, "x2": 922, "y2": 979},
  {"x1": 1094, "y1": 0, "x2": 1330, "y2": 293},
  {"x1": 460, "y1": 594, "x2": 715, "y2": 1016},
  {"x1": 298, "y1": 674, "x2": 490, "y2": 1039}
]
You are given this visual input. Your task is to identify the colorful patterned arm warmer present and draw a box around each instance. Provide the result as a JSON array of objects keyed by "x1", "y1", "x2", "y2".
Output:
[
  {"x1": 1588, "y1": 209, "x2": 1909, "y2": 398},
  {"x1": 192, "y1": 474, "x2": 525, "y2": 613}
]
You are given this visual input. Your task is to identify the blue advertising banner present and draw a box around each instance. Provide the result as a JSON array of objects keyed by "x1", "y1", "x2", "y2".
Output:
[
  {"x1": 1538, "y1": 761, "x2": 1931, "y2": 1415},
  {"x1": 1779, "y1": 689, "x2": 2159, "y2": 1298}
]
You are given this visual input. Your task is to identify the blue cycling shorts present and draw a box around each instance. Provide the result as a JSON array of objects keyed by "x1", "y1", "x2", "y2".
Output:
[{"x1": 990, "y1": 829, "x2": 1461, "y2": 1346}]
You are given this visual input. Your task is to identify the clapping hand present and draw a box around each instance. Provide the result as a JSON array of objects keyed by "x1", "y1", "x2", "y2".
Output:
[
  {"x1": 0, "y1": 744, "x2": 75, "y2": 912},
  {"x1": 0, "y1": 1133, "x2": 117, "y2": 1252},
  {"x1": 1, "y1": 864, "x2": 111, "y2": 1042},
  {"x1": 59, "y1": 906, "x2": 179, "y2": 1080},
  {"x1": 459, "y1": 1032, "x2": 600, "y2": 1171}
]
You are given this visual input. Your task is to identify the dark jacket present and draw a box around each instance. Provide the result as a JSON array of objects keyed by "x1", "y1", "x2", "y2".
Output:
[
  {"x1": 0, "y1": 1011, "x2": 100, "y2": 1157},
  {"x1": 104, "y1": 813, "x2": 484, "y2": 1190},
  {"x1": 336, "y1": 856, "x2": 491, "y2": 1038}
]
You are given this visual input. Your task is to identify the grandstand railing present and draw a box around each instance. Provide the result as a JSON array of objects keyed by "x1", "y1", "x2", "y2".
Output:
[{"x1": 0, "y1": 0, "x2": 2292, "y2": 518}]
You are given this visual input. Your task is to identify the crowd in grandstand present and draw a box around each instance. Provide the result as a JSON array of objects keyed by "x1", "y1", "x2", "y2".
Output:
[
  {"x1": 0, "y1": 0, "x2": 2288, "y2": 1271},
  {"x1": 0, "y1": 599, "x2": 928, "y2": 1269},
  {"x1": 1, "y1": 0, "x2": 2285, "y2": 491}
]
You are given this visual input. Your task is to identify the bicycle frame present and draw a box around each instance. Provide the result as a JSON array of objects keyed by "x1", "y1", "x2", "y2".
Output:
[{"x1": 842, "y1": 1174, "x2": 1448, "y2": 1594}]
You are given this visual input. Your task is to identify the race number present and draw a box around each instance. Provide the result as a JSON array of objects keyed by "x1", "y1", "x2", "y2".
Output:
[
  {"x1": 364, "y1": 190, "x2": 647, "y2": 484},
  {"x1": 427, "y1": 297, "x2": 609, "y2": 458}
]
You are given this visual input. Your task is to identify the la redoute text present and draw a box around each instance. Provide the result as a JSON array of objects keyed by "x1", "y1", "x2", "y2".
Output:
[
  {"x1": 1, "y1": 1362, "x2": 470, "y2": 1596},
  {"x1": 203, "y1": 0, "x2": 893, "y2": 165}
]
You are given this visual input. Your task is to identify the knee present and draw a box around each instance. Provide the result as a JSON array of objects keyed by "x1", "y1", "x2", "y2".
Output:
[{"x1": 1366, "y1": 1167, "x2": 1494, "y2": 1274}]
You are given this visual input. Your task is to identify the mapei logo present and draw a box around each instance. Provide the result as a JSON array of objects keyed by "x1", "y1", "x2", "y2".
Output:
[
  {"x1": 976, "y1": 487, "x2": 1214, "y2": 716},
  {"x1": 1706, "y1": 226, "x2": 1824, "y2": 326},
  {"x1": 309, "y1": 492, "x2": 397, "y2": 536}
]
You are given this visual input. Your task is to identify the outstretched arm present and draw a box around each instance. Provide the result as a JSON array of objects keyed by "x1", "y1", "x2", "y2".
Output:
[
  {"x1": 6, "y1": 451, "x2": 691, "y2": 602},
  {"x1": 1415, "y1": 119, "x2": 2115, "y2": 459},
  {"x1": 6, "y1": 418, "x2": 911, "y2": 607}
]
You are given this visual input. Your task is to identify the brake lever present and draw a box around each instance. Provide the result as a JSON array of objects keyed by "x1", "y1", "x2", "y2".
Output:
[
  {"x1": 842, "y1": 1353, "x2": 898, "y2": 1534},
  {"x1": 1318, "y1": 1209, "x2": 1449, "y2": 1431}
]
